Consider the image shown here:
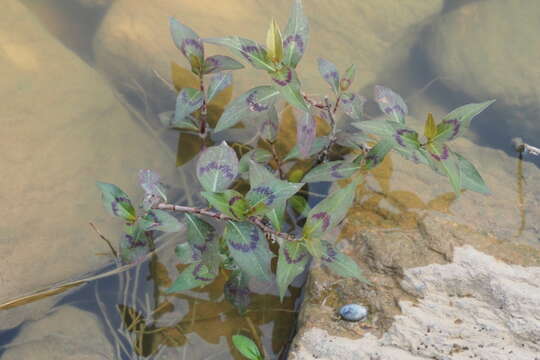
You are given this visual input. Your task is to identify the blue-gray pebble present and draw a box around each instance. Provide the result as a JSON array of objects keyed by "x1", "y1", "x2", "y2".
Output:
[{"x1": 339, "y1": 304, "x2": 367, "y2": 322}]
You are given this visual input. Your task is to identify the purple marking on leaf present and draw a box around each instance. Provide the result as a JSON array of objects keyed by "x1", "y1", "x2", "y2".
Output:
[
  {"x1": 192, "y1": 263, "x2": 214, "y2": 282},
  {"x1": 365, "y1": 153, "x2": 379, "y2": 165},
  {"x1": 252, "y1": 186, "x2": 276, "y2": 205},
  {"x1": 341, "y1": 93, "x2": 355, "y2": 104},
  {"x1": 429, "y1": 145, "x2": 450, "y2": 161},
  {"x1": 384, "y1": 105, "x2": 405, "y2": 117},
  {"x1": 284, "y1": 248, "x2": 307, "y2": 264},
  {"x1": 442, "y1": 118, "x2": 460, "y2": 139},
  {"x1": 320, "y1": 243, "x2": 337, "y2": 263},
  {"x1": 240, "y1": 45, "x2": 262, "y2": 63},
  {"x1": 312, "y1": 212, "x2": 331, "y2": 232},
  {"x1": 193, "y1": 243, "x2": 207, "y2": 254},
  {"x1": 124, "y1": 234, "x2": 145, "y2": 247},
  {"x1": 272, "y1": 67, "x2": 293, "y2": 86},
  {"x1": 204, "y1": 56, "x2": 220, "y2": 72},
  {"x1": 229, "y1": 226, "x2": 260, "y2": 252},
  {"x1": 261, "y1": 116, "x2": 278, "y2": 133},
  {"x1": 180, "y1": 38, "x2": 203, "y2": 58},
  {"x1": 246, "y1": 91, "x2": 270, "y2": 112},
  {"x1": 198, "y1": 161, "x2": 235, "y2": 180},
  {"x1": 323, "y1": 71, "x2": 339, "y2": 84},
  {"x1": 111, "y1": 196, "x2": 130, "y2": 216},
  {"x1": 283, "y1": 34, "x2": 304, "y2": 54},
  {"x1": 330, "y1": 164, "x2": 345, "y2": 179},
  {"x1": 181, "y1": 89, "x2": 203, "y2": 107},
  {"x1": 394, "y1": 128, "x2": 415, "y2": 147},
  {"x1": 228, "y1": 195, "x2": 243, "y2": 218}
]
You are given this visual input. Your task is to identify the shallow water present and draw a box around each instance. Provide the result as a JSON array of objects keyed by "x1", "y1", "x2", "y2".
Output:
[{"x1": 2, "y1": 0, "x2": 540, "y2": 359}]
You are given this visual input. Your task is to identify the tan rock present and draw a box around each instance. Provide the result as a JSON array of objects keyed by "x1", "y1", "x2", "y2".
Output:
[
  {"x1": 93, "y1": 0, "x2": 443, "y2": 111},
  {"x1": 0, "y1": 0, "x2": 177, "y2": 329}
]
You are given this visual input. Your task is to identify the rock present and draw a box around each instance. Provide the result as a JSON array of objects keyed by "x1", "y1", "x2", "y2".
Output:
[
  {"x1": 0, "y1": 0, "x2": 177, "y2": 329},
  {"x1": 290, "y1": 246, "x2": 540, "y2": 360},
  {"x1": 93, "y1": 0, "x2": 443, "y2": 111},
  {"x1": 425, "y1": 0, "x2": 540, "y2": 139},
  {"x1": 1, "y1": 306, "x2": 114, "y2": 360}
]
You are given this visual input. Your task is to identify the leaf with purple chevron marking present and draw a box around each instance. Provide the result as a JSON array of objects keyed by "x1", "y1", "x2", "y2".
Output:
[
  {"x1": 119, "y1": 222, "x2": 150, "y2": 263},
  {"x1": 139, "y1": 210, "x2": 183, "y2": 233},
  {"x1": 362, "y1": 138, "x2": 394, "y2": 170},
  {"x1": 265, "y1": 199, "x2": 287, "y2": 232},
  {"x1": 282, "y1": 0, "x2": 309, "y2": 68},
  {"x1": 174, "y1": 87, "x2": 204, "y2": 125},
  {"x1": 317, "y1": 57, "x2": 340, "y2": 95},
  {"x1": 340, "y1": 64, "x2": 356, "y2": 92},
  {"x1": 214, "y1": 86, "x2": 279, "y2": 133},
  {"x1": 224, "y1": 221, "x2": 273, "y2": 281},
  {"x1": 352, "y1": 119, "x2": 419, "y2": 151},
  {"x1": 184, "y1": 213, "x2": 221, "y2": 274},
  {"x1": 339, "y1": 92, "x2": 365, "y2": 121},
  {"x1": 303, "y1": 179, "x2": 359, "y2": 238},
  {"x1": 175, "y1": 242, "x2": 200, "y2": 264},
  {"x1": 204, "y1": 36, "x2": 275, "y2": 72},
  {"x1": 196, "y1": 141, "x2": 239, "y2": 192},
  {"x1": 433, "y1": 99, "x2": 495, "y2": 142},
  {"x1": 270, "y1": 66, "x2": 309, "y2": 112},
  {"x1": 169, "y1": 17, "x2": 204, "y2": 74},
  {"x1": 224, "y1": 269, "x2": 251, "y2": 314},
  {"x1": 203, "y1": 55, "x2": 244, "y2": 74},
  {"x1": 426, "y1": 141, "x2": 461, "y2": 196},
  {"x1": 276, "y1": 241, "x2": 310, "y2": 301},
  {"x1": 374, "y1": 85, "x2": 407, "y2": 124},
  {"x1": 296, "y1": 110, "x2": 316, "y2": 158},
  {"x1": 206, "y1": 72, "x2": 232, "y2": 103},
  {"x1": 302, "y1": 160, "x2": 361, "y2": 183},
  {"x1": 201, "y1": 190, "x2": 248, "y2": 220},
  {"x1": 96, "y1": 182, "x2": 136, "y2": 222},
  {"x1": 166, "y1": 263, "x2": 216, "y2": 293},
  {"x1": 320, "y1": 241, "x2": 367, "y2": 282},
  {"x1": 258, "y1": 105, "x2": 279, "y2": 142},
  {"x1": 159, "y1": 111, "x2": 199, "y2": 131},
  {"x1": 284, "y1": 136, "x2": 329, "y2": 161}
]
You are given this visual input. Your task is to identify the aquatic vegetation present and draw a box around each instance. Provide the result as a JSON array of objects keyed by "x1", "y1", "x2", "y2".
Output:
[{"x1": 96, "y1": 0, "x2": 493, "y2": 315}]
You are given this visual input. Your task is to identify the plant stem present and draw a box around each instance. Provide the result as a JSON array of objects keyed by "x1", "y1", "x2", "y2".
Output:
[
  {"x1": 156, "y1": 203, "x2": 299, "y2": 242},
  {"x1": 267, "y1": 140, "x2": 284, "y2": 179},
  {"x1": 199, "y1": 74, "x2": 208, "y2": 139},
  {"x1": 318, "y1": 97, "x2": 338, "y2": 162}
]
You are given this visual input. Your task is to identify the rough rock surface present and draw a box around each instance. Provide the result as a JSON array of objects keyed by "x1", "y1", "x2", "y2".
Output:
[
  {"x1": 290, "y1": 246, "x2": 540, "y2": 360},
  {"x1": 93, "y1": 0, "x2": 443, "y2": 110},
  {"x1": 1, "y1": 306, "x2": 114, "y2": 360},
  {"x1": 0, "y1": 0, "x2": 177, "y2": 329},
  {"x1": 425, "y1": 0, "x2": 540, "y2": 139}
]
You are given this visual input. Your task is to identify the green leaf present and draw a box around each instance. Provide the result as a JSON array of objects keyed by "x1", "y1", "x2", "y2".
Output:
[
  {"x1": 353, "y1": 120, "x2": 419, "y2": 152},
  {"x1": 175, "y1": 242, "x2": 199, "y2": 264},
  {"x1": 374, "y1": 85, "x2": 407, "y2": 124},
  {"x1": 335, "y1": 131, "x2": 370, "y2": 150},
  {"x1": 204, "y1": 37, "x2": 275, "y2": 72},
  {"x1": 340, "y1": 64, "x2": 356, "y2": 91},
  {"x1": 433, "y1": 100, "x2": 495, "y2": 142},
  {"x1": 362, "y1": 138, "x2": 394, "y2": 170},
  {"x1": 270, "y1": 66, "x2": 309, "y2": 112},
  {"x1": 302, "y1": 160, "x2": 361, "y2": 183},
  {"x1": 265, "y1": 200, "x2": 287, "y2": 232},
  {"x1": 284, "y1": 136, "x2": 329, "y2": 161},
  {"x1": 290, "y1": 195, "x2": 310, "y2": 217},
  {"x1": 196, "y1": 141, "x2": 239, "y2": 192},
  {"x1": 296, "y1": 110, "x2": 316, "y2": 158},
  {"x1": 203, "y1": 55, "x2": 244, "y2": 74},
  {"x1": 282, "y1": 0, "x2": 309, "y2": 68},
  {"x1": 139, "y1": 210, "x2": 183, "y2": 232},
  {"x1": 246, "y1": 162, "x2": 304, "y2": 215},
  {"x1": 119, "y1": 223, "x2": 149, "y2": 263},
  {"x1": 340, "y1": 92, "x2": 365, "y2": 121},
  {"x1": 320, "y1": 241, "x2": 367, "y2": 282},
  {"x1": 215, "y1": 86, "x2": 279, "y2": 133},
  {"x1": 266, "y1": 18, "x2": 283, "y2": 63},
  {"x1": 169, "y1": 17, "x2": 204, "y2": 74},
  {"x1": 426, "y1": 142, "x2": 461, "y2": 196},
  {"x1": 185, "y1": 213, "x2": 214, "y2": 247},
  {"x1": 224, "y1": 221, "x2": 274, "y2": 281},
  {"x1": 139, "y1": 169, "x2": 168, "y2": 210},
  {"x1": 206, "y1": 72, "x2": 232, "y2": 103},
  {"x1": 96, "y1": 182, "x2": 136, "y2": 222},
  {"x1": 424, "y1": 113, "x2": 437, "y2": 141},
  {"x1": 232, "y1": 335, "x2": 262, "y2": 360},
  {"x1": 174, "y1": 87, "x2": 204, "y2": 126},
  {"x1": 352, "y1": 119, "x2": 396, "y2": 138},
  {"x1": 276, "y1": 241, "x2": 310, "y2": 301},
  {"x1": 225, "y1": 269, "x2": 251, "y2": 314},
  {"x1": 455, "y1": 152, "x2": 490, "y2": 194},
  {"x1": 259, "y1": 105, "x2": 279, "y2": 142},
  {"x1": 317, "y1": 57, "x2": 340, "y2": 95},
  {"x1": 166, "y1": 263, "x2": 216, "y2": 293},
  {"x1": 201, "y1": 190, "x2": 248, "y2": 220},
  {"x1": 303, "y1": 179, "x2": 360, "y2": 238},
  {"x1": 239, "y1": 148, "x2": 273, "y2": 174},
  {"x1": 159, "y1": 111, "x2": 198, "y2": 131}
]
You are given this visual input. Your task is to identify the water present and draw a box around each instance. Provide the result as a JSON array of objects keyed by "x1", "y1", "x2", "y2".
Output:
[{"x1": 2, "y1": 0, "x2": 540, "y2": 358}]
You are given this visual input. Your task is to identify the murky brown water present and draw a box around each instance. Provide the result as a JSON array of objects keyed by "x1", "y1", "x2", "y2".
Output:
[{"x1": 2, "y1": 0, "x2": 540, "y2": 359}]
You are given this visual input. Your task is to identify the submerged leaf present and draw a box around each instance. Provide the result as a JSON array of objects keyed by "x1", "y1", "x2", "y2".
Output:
[
  {"x1": 203, "y1": 55, "x2": 244, "y2": 74},
  {"x1": 205, "y1": 37, "x2": 275, "y2": 72},
  {"x1": 206, "y1": 72, "x2": 232, "y2": 103},
  {"x1": 224, "y1": 221, "x2": 273, "y2": 282},
  {"x1": 276, "y1": 241, "x2": 310, "y2": 301},
  {"x1": 374, "y1": 85, "x2": 407, "y2": 123},
  {"x1": 169, "y1": 17, "x2": 204, "y2": 74},
  {"x1": 225, "y1": 270, "x2": 251, "y2": 314},
  {"x1": 166, "y1": 263, "x2": 216, "y2": 293},
  {"x1": 296, "y1": 110, "x2": 316, "y2": 158},
  {"x1": 196, "y1": 141, "x2": 239, "y2": 192},
  {"x1": 96, "y1": 182, "x2": 136, "y2": 222},
  {"x1": 302, "y1": 161, "x2": 361, "y2": 183},
  {"x1": 215, "y1": 86, "x2": 279, "y2": 133},
  {"x1": 232, "y1": 335, "x2": 262, "y2": 360},
  {"x1": 282, "y1": 0, "x2": 309, "y2": 68},
  {"x1": 317, "y1": 57, "x2": 340, "y2": 95}
]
